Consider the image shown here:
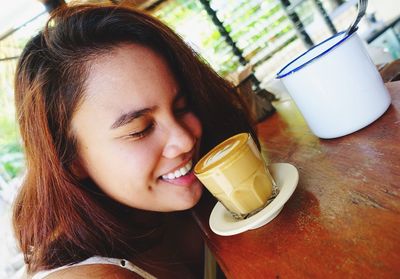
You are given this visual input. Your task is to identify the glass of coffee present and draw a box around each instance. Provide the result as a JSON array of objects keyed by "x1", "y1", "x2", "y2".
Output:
[{"x1": 194, "y1": 133, "x2": 275, "y2": 220}]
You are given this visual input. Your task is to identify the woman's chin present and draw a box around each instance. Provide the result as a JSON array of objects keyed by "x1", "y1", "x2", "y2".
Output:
[{"x1": 172, "y1": 182, "x2": 204, "y2": 211}]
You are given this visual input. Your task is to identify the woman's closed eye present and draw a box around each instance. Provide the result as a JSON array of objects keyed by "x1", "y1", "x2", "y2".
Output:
[{"x1": 126, "y1": 122, "x2": 155, "y2": 140}]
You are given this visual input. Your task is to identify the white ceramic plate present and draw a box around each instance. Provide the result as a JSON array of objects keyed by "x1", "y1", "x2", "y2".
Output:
[{"x1": 209, "y1": 163, "x2": 299, "y2": 236}]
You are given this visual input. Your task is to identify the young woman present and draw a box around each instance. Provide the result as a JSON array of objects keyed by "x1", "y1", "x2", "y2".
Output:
[{"x1": 13, "y1": 3, "x2": 258, "y2": 278}]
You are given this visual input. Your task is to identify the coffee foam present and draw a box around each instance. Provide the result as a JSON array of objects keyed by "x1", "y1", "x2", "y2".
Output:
[
  {"x1": 195, "y1": 133, "x2": 248, "y2": 174},
  {"x1": 204, "y1": 140, "x2": 240, "y2": 167}
]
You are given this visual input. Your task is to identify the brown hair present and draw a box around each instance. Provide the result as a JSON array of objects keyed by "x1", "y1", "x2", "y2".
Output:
[{"x1": 13, "y1": 3, "x2": 257, "y2": 273}]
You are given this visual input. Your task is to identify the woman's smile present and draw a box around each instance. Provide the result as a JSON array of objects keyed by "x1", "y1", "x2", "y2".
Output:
[
  {"x1": 160, "y1": 159, "x2": 198, "y2": 186},
  {"x1": 161, "y1": 160, "x2": 193, "y2": 180}
]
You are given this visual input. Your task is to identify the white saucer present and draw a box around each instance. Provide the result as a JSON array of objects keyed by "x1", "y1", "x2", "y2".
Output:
[{"x1": 209, "y1": 163, "x2": 299, "y2": 236}]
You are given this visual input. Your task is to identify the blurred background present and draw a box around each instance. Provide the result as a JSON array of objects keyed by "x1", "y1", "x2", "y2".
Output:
[{"x1": 1, "y1": 0, "x2": 399, "y2": 277}]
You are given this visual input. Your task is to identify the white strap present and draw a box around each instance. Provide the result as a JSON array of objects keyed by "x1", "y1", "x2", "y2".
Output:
[{"x1": 31, "y1": 256, "x2": 157, "y2": 279}]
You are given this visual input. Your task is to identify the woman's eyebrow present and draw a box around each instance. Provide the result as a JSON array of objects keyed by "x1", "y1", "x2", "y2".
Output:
[{"x1": 110, "y1": 107, "x2": 155, "y2": 129}]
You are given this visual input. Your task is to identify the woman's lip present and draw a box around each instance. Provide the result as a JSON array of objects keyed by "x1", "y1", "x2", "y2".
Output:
[{"x1": 159, "y1": 171, "x2": 198, "y2": 186}]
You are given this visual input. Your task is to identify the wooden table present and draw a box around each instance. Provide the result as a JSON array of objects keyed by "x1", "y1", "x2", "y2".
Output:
[{"x1": 192, "y1": 81, "x2": 400, "y2": 278}]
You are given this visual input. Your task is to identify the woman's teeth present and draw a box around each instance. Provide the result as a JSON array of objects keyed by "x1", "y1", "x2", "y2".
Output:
[{"x1": 162, "y1": 161, "x2": 192, "y2": 180}]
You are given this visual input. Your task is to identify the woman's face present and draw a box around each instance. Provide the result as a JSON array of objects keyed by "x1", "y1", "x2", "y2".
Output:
[{"x1": 71, "y1": 44, "x2": 203, "y2": 211}]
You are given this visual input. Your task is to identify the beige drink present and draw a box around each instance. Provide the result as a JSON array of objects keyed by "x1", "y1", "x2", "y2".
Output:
[{"x1": 194, "y1": 133, "x2": 274, "y2": 219}]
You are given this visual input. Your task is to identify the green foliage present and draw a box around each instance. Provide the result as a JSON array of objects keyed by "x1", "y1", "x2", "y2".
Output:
[
  {"x1": 0, "y1": 53, "x2": 25, "y2": 183},
  {"x1": 0, "y1": 114, "x2": 24, "y2": 181},
  {"x1": 152, "y1": 0, "x2": 241, "y2": 75},
  {"x1": 151, "y1": 0, "x2": 296, "y2": 76}
]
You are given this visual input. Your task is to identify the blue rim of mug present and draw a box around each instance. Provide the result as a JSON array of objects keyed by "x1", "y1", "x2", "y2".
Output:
[{"x1": 276, "y1": 30, "x2": 357, "y2": 79}]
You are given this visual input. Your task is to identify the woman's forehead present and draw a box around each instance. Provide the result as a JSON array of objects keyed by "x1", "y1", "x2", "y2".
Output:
[
  {"x1": 75, "y1": 44, "x2": 179, "y2": 120},
  {"x1": 85, "y1": 45, "x2": 174, "y2": 96}
]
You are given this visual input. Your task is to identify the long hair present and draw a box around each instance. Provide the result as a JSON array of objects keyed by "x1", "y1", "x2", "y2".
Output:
[{"x1": 13, "y1": 3, "x2": 257, "y2": 273}]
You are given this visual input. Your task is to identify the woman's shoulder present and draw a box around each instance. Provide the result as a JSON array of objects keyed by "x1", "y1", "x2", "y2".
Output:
[{"x1": 43, "y1": 264, "x2": 143, "y2": 279}]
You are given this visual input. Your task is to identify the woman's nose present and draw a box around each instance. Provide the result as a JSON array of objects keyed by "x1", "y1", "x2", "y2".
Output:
[{"x1": 162, "y1": 121, "x2": 195, "y2": 158}]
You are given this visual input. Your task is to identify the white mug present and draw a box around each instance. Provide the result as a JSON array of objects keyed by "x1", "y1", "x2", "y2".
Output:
[{"x1": 277, "y1": 32, "x2": 391, "y2": 139}]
